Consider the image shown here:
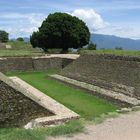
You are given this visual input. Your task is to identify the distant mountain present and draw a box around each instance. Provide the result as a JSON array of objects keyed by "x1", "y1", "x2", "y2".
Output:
[
  {"x1": 11, "y1": 34, "x2": 140, "y2": 50},
  {"x1": 23, "y1": 37, "x2": 30, "y2": 42},
  {"x1": 91, "y1": 34, "x2": 140, "y2": 50}
]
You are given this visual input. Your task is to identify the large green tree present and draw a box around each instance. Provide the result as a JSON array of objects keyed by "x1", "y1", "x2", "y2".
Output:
[
  {"x1": 17, "y1": 37, "x2": 24, "y2": 42},
  {"x1": 30, "y1": 12, "x2": 90, "y2": 53},
  {"x1": 0, "y1": 30, "x2": 9, "y2": 43}
]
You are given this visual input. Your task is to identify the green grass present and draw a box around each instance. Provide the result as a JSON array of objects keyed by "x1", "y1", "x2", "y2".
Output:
[
  {"x1": 0, "y1": 41, "x2": 44, "y2": 57},
  {"x1": 3, "y1": 41, "x2": 140, "y2": 57},
  {"x1": 7, "y1": 71, "x2": 119, "y2": 120},
  {"x1": 81, "y1": 49, "x2": 140, "y2": 56},
  {"x1": 7, "y1": 41, "x2": 32, "y2": 50},
  {"x1": 0, "y1": 120, "x2": 83, "y2": 140},
  {"x1": 0, "y1": 50, "x2": 44, "y2": 57}
]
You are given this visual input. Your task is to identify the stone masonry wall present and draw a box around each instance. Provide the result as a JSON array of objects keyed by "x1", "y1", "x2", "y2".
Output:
[
  {"x1": 61, "y1": 54, "x2": 140, "y2": 99},
  {"x1": 0, "y1": 57, "x2": 74, "y2": 72}
]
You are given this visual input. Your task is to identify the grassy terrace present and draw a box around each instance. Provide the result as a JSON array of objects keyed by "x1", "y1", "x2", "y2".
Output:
[
  {"x1": 4, "y1": 71, "x2": 119, "y2": 140},
  {"x1": 0, "y1": 50, "x2": 44, "y2": 57},
  {"x1": 5, "y1": 70, "x2": 119, "y2": 140},
  {"x1": 7, "y1": 71, "x2": 118, "y2": 120},
  {"x1": 1, "y1": 40, "x2": 140, "y2": 57},
  {"x1": 81, "y1": 49, "x2": 140, "y2": 56},
  {"x1": 0, "y1": 41, "x2": 44, "y2": 57},
  {"x1": 1, "y1": 49, "x2": 140, "y2": 57}
]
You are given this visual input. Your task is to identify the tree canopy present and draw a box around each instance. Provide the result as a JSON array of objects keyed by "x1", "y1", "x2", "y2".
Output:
[
  {"x1": 30, "y1": 12, "x2": 90, "y2": 53},
  {"x1": 17, "y1": 37, "x2": 24, "y2": 42},
  {"x1": 0, "y1": 30, "x2": 9, "y2": 43}
]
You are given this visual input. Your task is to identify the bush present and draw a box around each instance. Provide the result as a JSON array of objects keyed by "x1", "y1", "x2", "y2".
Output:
[
  {"x1": 115, "y1": 47, "x2": 123, "y2": 50},
  {"x1": 17, "y1": 37, "x2": 24, "y2": 42},
  {"x1": 87, "y1": 42, "x2": 97, "y2": 50}
]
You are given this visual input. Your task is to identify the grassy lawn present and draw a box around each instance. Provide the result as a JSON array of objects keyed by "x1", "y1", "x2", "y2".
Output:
[
  {"x1": 0, "y1": 50, "x2": 44, "y2": 57},
  {"x1": 7, "y1": 41, "x2": 32, "y2": 50},
  {"x1": 81, "y1": 49, "x2": 140, "y2": 56},
  {"x1": 7, "y1": 71, "x2": 118, "y2": 120},
  {"x1": 0, "y1": 120, "x2": 83, "y2": 140},
  {"x1": 0, "y1": 41, "x2": 44, "y2": 57}
]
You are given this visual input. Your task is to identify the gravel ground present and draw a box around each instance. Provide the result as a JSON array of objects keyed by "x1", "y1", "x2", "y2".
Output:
[{"x1": 48, "y1": 111, "x2": 140, "y2": 140}]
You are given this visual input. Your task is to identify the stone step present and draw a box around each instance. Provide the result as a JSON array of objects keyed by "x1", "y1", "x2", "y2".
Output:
[{"x1": 51, "y1": 74, "x2": 140, "y2": 106}]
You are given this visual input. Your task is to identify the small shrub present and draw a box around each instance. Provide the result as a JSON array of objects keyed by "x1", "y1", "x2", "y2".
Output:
[
  {"x1": 87, "y1": 42, "x2": 97, "y2": 50},
  {"x1": 115, "y1": 47, "x2": 123, "y2": 50}
]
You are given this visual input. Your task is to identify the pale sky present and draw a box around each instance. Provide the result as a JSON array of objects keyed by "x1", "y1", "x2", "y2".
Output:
[{"x1": 0, "y1": 0, "x2": 140, "y2": 39}]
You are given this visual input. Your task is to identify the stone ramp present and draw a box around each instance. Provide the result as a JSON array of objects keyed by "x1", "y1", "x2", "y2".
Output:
[
  {"x1": 0, "y1": 72, "x2": 53, "y2": 128},
  {"x1": 10, "y1": 76, "x2": 80, "y2": 129},
  {"x1": 51, "y1": 74, "x2": 140, "y2": 106}
]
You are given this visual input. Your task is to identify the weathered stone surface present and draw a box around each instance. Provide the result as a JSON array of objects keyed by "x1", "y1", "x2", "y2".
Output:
[
  {"x1": 0, "y1": 56, "x2": 75, "y2": 72},
  {"x1": 117, "y1": 108, "x2": 132, "y2": 113},
  {"x1": 0, "y1": 73, "x2": 53, "y2": 128},
  {"x1": 5, "y1": 45, "x2": 12, "y2": 49},
  {"x1": 61, "y1": 54, "x2": 140, "y2": 99},
  {"x1": 51, "y1": 74, "x2": 140, "y2": 106}
]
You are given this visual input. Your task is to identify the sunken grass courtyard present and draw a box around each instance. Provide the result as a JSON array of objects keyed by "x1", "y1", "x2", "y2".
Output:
[
  {"x1": 7, "y1": 70, "x2": 118, "y2": 120},
  {"x1": 0, "y1": 70, "x2": 119, "y2": 140}
]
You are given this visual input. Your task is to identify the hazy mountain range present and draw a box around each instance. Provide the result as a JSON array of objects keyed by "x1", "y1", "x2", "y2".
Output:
[
  {"x1": 20, "y1": 34, "x2": 140, "y2": 50},
  {"x1": 91, "y1": 34, "x2": 140, "y2": 50}
]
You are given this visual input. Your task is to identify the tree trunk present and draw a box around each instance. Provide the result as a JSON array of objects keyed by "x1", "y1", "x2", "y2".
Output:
[{"x1": 60, "y1": 48, "x2": 68, "y2": 54}]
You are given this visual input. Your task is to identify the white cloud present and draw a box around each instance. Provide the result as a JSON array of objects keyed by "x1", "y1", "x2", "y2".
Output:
[
  {"x1": 0, "y1": 13, "x2": 46, "y2": 38},
  {"x1": 96, "y1": 23, "x2": 140, "y2": 39},
  {"x1": 0, "y1": 10, "x2": 139, "y2": 39},
  {"x1": 1, "y1": 10, "x2": 108, "y2": 37},
  {"x1": 70, "y1": 9, "x2": 140, "y2": 39},
  {"x1": 71, "y1": 9, "x2": 109, "y2": 32}
]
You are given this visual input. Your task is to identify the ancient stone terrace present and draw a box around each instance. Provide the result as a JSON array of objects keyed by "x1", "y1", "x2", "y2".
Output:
[
  {"x1": 0, "y1": 72, "x2": 79, "y2": 128},
  {"x1": 58, "y1": 54, "x2": 140, "y2": 105}
]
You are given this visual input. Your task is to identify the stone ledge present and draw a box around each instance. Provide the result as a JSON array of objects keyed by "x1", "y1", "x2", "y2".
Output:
[
  {"x1": 81, "y1": 53, "x2": 140, "y2": 62},
  {"x1": 32, "y1": 54, "x2": 80, "y2": 60},
  {"x1": 10, "y1": 76, "x2": 80, "y2": 129},
  {"x1": 24, "y1": 115, "x2": 79, "y2": 129},
  {"x1": 51, "y1": 74, "x2": 140, "y2": 106}
]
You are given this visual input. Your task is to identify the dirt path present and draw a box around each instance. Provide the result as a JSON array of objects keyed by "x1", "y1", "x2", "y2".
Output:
[{"x1": 48, "y1": 111, "x2": 140, "y2": 140}]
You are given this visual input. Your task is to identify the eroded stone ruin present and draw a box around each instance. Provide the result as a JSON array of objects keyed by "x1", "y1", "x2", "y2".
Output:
[{"x1": 0, "y1": 72, "x2": 54, "y2": 128}]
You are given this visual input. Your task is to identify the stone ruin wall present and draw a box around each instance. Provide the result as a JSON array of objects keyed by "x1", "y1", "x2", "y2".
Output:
[
  {"x1": 61, "y1": 54, "x2": 140, "y2": 99},
  {"x1": 0, "y1": 57, "x2": 74, "y2": 73}
]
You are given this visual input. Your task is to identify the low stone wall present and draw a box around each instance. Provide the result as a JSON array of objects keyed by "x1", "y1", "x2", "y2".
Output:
[
  {"x1": 0, "y1": 57, "x2": 74, "y2": 72},
  {"x1": 51, "y1": 74, "x2": 140, "y2": 107},
  {"x1": 0, "y1": 73, "x2": 53, "y2": 128},
  {"x1": 61, "y1": 54, "x2": 140, "y2": 99},
  {"x1": 0, "y1": 57, "x2": 34, "y2": 72},
  {"x1": 33, "y1": 57, "x2": 63, "y2": 71}
]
